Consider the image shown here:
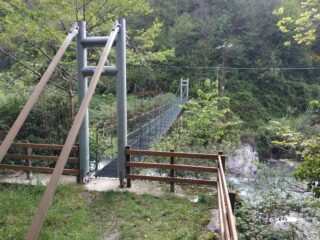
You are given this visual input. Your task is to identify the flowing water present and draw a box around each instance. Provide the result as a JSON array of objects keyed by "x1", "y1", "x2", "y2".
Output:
[{"x1": 227, "y1": 144, "x2": 320, "y2": 240}]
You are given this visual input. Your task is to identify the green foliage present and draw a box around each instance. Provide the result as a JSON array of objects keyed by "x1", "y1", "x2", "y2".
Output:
[
  {"x1": 227, "y1": 76, "x2": 320, "y2": 129},
  {"x1": 308, "y1": 100, "x2": 320, "y2": 115},
  {"x1": 198, "y1": 231, "x2": 221, "y2": 240},
  {"x1": 294, "y1": 147, "x2": 320, "y2": 197},
  {"x1": 152, "y1": 79, "x2": 241, "y2": 158},
  {"x1": 0, "y1": 0, "x2": 175, "y2": 148},
  {"x1": 129, "y1": 19, "x2": 174, "y2": 63},
  {"x1": 275, "y1": 0, "x2": 320, "y2": 45},
  {"x1": 183, "y1": 79, "x2": 242, "y2": 148},
  {"x1": 0, "y1": 3, "x2": 171, "y2": 105},
  {"x1": 234, "y1": 163, "x2": 314, "y2": 239},
  {"x1": 1, "y1": 0, "x2": 320, "y2": 146},
  {"x1": 149, "y1": 0, "x2": 320, "y2": 128},
  {"x1": 149, "y1": 79, "x2": 241, "y2": 181},
  {"x1": 269, "y1": 114, "x2": 320, "y2": 197},
  {"x1": 236, "y1": 201, "x2": 302, "y2": 240}
]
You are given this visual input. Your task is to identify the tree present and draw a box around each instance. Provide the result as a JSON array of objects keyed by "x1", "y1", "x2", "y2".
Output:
[
  {"x1": 0, "y1": 0, "x2": 174, "y2": 143},
  {"x1": 183, "y1": 79, "x2": 242, "y2": 148},
  {"x1": 275, "y1": 0, "x2": 320, "y2": 45},
  {"x1": 270, "y1": 113, "x2": 320, "y2": 197}
]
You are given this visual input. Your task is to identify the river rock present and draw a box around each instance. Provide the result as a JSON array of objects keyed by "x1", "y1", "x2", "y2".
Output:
[{"x1": 227, "y1": 144, "x2": 258, "y2": 177}]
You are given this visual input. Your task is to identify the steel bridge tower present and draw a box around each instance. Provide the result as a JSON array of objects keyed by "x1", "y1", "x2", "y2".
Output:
[{"x1": 76, "y1": 19, "x2": 127, "y2": 186}]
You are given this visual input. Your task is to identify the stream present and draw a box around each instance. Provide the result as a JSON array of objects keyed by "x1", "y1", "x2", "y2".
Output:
[{"x1": 227, "y1": 144, "x2": 320, "y2": 240}]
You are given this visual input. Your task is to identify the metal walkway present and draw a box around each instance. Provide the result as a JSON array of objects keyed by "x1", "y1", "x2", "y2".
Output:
[{"x1": 96, "y1": 157, "x2": 118, "y2": 178}]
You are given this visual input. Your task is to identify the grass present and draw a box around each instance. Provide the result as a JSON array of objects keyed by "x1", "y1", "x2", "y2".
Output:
[
  {"x1": 0, "y1": 183, "x2": 98, "y2": 240},
  {"x1": 0, "y1": 183, "x2": 217, "y2": 240}
]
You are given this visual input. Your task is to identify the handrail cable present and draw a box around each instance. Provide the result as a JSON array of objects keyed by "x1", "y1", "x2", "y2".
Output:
[
  {"x1": 0, "y1": 23, "x2": 79, "y2": 163},
  {"x1": 151, "y1": 63, "x2": 320, "y2": 70},
  {"x1": 25, "y1": 22, "x2": 120, "y2": 240}
]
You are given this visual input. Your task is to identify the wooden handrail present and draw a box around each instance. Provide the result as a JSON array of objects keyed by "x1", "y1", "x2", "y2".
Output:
[
  {"x1": 0, "y1": 164, "x2": 79, "y2": 176},
  {"x1": 126, "y1": 162, "x2": 218, "y2": 173},
  {"x1": 126, "y1": 148, "x2": 226, "y2": 160},
  {"x1": 4, "y1": 154, "x2": 79, "y2": 163},
  {"x1": 0, "y1": 142, "x2": 79, "y2": 151},
  {"x1": 218, "y1": 172, "x2": 231, "y2": 240},
  {"x1": 218, "y1": 155, "x2": 238, "y2": 240},
  {"x1": 217, "y1": 179, "x2": 225, "y2": 239},
  {"x1": 127, "y1": 174, "x2": 217, "y2": 186}
]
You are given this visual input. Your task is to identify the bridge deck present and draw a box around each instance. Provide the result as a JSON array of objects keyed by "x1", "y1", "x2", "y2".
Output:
[{"x1": 96, "y1": 158, "x2": 118, "y2": 178}]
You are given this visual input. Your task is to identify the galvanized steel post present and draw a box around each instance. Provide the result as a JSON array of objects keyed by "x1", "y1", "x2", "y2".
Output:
[
  {"x1": 76, "y1": 21, "x2": 90, "y2": 183},
  {"x1": 186, "y1": 78, "x2": 189, "y2": 101},
  {"x1": 116, "y1": 19, "x2": 127, "y2": 187},
  {"x1": 180, "y1": 78, "x2": 189, "y2": 102},
  {"x1": 180, "y1": 78, "x2": 183, "y2": 101}
]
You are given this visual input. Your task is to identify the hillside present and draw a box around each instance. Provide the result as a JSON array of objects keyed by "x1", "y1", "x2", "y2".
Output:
[{"x1": 0, "y1": 0, "x2": 320, "y2": 239}]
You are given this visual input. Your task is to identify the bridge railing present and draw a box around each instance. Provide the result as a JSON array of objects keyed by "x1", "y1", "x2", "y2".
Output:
[
  {"x1": 124, "y1": 146, "x2": 238, "y2": 240},
  {"x1": 0, "y1": 142, "x2": 79, "y2": 177}
]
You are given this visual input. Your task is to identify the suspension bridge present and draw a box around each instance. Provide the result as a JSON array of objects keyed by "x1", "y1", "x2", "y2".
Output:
[
  {"x1": 0, "y1": 20, "x2": 237, "y2": 240},
  {"x1": 96, "y1": 80, "x2": 189, "y2": 178}
]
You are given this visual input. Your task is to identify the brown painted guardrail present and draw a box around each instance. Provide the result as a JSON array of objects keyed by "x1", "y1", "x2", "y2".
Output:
[
  {"x1": 217, "y1": 155, "x2": 238, "y2": 240},
  {"x1": 125, "y1": 146, "x2": 238, "y2": 240},
  {"x1": 125, "y1": 146, "x2": 222, "y2": 188},
  {"x1": 0, "y1": 142, "x2": 79, "y2": 151},
  {"x1": 0, "y1": 142, "x2": 79, "y2": 177}
]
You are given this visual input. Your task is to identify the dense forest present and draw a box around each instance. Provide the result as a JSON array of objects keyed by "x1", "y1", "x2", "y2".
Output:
[
  {"x1": 1, "y1": 0, "x2": 319, "y2": 138},
  {"x1": 0, "y1": 0, "x2": 320, "y2": 239}
]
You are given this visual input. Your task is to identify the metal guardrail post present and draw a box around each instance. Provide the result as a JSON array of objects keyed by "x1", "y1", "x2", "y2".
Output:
[
  {"x1": 180, "y1": 78, "x2": 183, "y2": 101},
  {"x1": 76, "y1": 21, "x2": 90, "y2": 183},
  {"x1": 179, "y1": 78, "x2": 189, "y2": 103},
  {"x1": 116, "y1": 18, "x2": 127, "y2": 188},
  {"x1": 186, "y1": 78, "x2": 189, "y2": 101}
]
